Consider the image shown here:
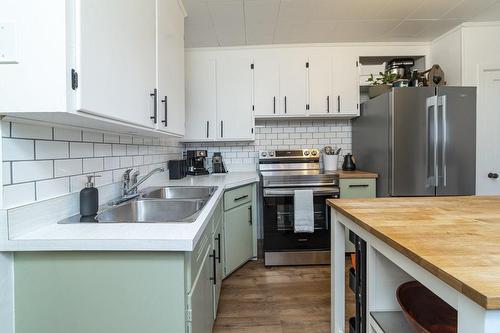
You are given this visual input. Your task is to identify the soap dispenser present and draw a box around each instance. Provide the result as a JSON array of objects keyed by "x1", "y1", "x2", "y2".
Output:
[{"x1": 80, "y1": 175, "x2": 100, "y2": 217}]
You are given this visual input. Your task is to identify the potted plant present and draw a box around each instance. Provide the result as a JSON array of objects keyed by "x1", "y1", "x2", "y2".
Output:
[{"x1": 367, "y1": 72, "x2": 397, "y2": 98}]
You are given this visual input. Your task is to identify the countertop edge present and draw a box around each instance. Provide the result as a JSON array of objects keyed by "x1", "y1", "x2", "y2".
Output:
[{"x1": 2, "y1": 174, "x2": 260, "y2": 253}]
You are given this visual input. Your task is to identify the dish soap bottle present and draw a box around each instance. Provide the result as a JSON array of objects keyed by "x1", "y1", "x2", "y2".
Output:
[{"x1": 80, "y1": 175, "x2": 100, "y2": 217}]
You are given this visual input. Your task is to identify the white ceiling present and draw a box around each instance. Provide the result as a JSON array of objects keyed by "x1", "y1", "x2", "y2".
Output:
[{"x1": 183, "y1": 0, "x2": 500, "y2": 47}]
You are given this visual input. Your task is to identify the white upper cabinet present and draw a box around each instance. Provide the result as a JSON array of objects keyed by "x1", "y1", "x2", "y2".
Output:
[
  {"x1": 185, "y1": 54, "x2": 217, "y2": 141},
  {"x1": 157, "y1": 0, "x2": 186, "y2": 136},
  {"x1": 332, "y1": 51, "x2": 360, "y2": 115},
  {"x1": 216, "y1": 54, "x2": 254, "y2": 140},
  {"x1": 253, "y1": 55, "x2": 280, "y2": 117},
  {"x1": 308, "y1": 55, "x2": 334, "y2": 115},
  {"x1": 1, "y1": 0, "x2": 186, "y2": 137},
  {"x1": 279, "y1": 54, "x2": 309, "y2": 116},
  {"x1": 76, "y1": 0, "x2": 157, "y2": 128}
]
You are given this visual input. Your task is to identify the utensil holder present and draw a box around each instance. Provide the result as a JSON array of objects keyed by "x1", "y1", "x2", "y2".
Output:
[{"x1": 323, "y1": 155, "x2": 338, "y2": 171}]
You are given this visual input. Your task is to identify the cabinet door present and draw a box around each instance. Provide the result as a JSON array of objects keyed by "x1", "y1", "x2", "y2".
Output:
[
  {"x1": 333, "y1": 52, "x2": 359, "y2": 115},
  {"x1": 185, "y1": 54, "x2": 217, "y2": 140},
  {"x1": 216, "y1": 55, "x2": 254, "y2": 140},
  {"x1": 308, "y1": 55, "x2": 333, "y2": 115},
  {"x1": 224, "y1": 202, "x2": 253, "y2": 275},
  {"x1": 212, "y1": 220, "x2": 224, "y2": 318},
  {"x1": 279, "y1": 55, "x2": 308, "y2": 116},
  {"x1": 77, "y1": 0, "x2": 157, "y2": 128},
  {"x1": 187, "y1": 248, "x2": 214, "y2": 333},
  {"x1": 253, "y1": 55, "x2": 280, "y2": 116},
  {"x1": 157, "y1": 0, "x2": 185, "y2": 136}
]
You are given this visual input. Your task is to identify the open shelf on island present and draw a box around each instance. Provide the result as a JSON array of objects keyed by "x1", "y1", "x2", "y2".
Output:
[{"x1": 370, "y1": 311, "x2": 413, "y2": 333}]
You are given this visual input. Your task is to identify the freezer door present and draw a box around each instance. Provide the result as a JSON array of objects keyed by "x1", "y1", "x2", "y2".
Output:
[
  {"x1": 391, "y1": 87, "x2": 436, "y2": 196},
  {"x1": 436, "y1": 87, "x2": 476, "y2": 195}
]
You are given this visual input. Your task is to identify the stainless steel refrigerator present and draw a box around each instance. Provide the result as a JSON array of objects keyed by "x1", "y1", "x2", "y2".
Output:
[{"x1": 353, "y1": 87, "x2": 476, "y2": 197}]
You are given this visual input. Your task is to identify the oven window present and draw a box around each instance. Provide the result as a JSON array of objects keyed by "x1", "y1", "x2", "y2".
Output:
[{"x1": 276, "y1": 200, "x2": 328, "y2": 231}]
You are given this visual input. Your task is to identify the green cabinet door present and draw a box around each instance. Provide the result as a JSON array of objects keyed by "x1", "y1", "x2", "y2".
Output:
[
  {"x1": 187, "y1": 247, "x2": 214, "y2": 333},
  {"x1": 224, "y1": 202, "x2": 253, "y2": 275}
]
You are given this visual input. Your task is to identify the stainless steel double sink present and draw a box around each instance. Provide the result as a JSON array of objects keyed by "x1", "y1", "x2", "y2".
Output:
[{"x1": 96, "y1": 186, "x2": 217, "y2": 223}]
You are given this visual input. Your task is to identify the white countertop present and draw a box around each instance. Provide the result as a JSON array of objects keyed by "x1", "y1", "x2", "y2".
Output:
[{"x1": 2, "y1": 172, "x2": 259, "y2": 252}]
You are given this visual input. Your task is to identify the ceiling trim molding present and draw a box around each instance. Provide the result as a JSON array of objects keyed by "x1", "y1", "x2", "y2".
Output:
[{"x1": 185, "y1": 41, "x2": 432, "y2": 52}]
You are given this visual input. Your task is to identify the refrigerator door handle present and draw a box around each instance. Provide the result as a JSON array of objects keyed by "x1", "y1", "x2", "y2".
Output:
[
  {"x1": 426, "y1": 96, "x2": 439, "y2": 187},
  {"x1": 439, "y1": 95, "x2": 447, "y2": 187}
]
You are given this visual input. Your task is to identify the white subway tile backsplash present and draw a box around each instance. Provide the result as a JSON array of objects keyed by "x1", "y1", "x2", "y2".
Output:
[
  {"x1": 120, "y1": 156, "x2": 133, "y2": 168},
  {"x1": 54, "y1": 128, "x2": 82, "y2": 141},
  {"x1": 11, "y1": 123, "x2": 52, "y2": 140},
  {"x1": 4, "y1": 182, "x2": 36, "y2": 208},
  {"x1": 112, "y1": 144, "x2": 127, "y2": 156},
  {"x1": 12, "y1": 160, "x2": 53, "y2": 183},
  {"x1": 35, "y1": 141, "x2": 69, "y2": 160},
  {"x1": 126, "y1": 145, "x2": 139, "y2": 156},
  {"x1": 94, "y1": 144, "x2": 112, "y2": 157},
  {"x1": 3, "y1": 162, "x2": 11, "y2": 185},
  {"x1": 103, "y1": 133, "x2": 120, "y2": 144},
  {"x1": 70, "y1": 142, "x2": 93, "y2": 158},
  {"x1": 133, "y1": 156, "x2": 144, "y2": 166},
  {"x1": 54, "y1": 159, "x2": 83, "y2": 177},
  {"x1": 3, "y1": 138, "x2": 34, "y2": 161},
  {"x1": 120, "y1": 135, "x2": 133, "y2": 144},
  {"x1": 132, "y1": 137, "x2": 144, "y2": 145},
  {"x1": 95, "y1": 170, "x2": 113, "y2": 187},
  {"x1": 70, "y1": 174, "x2": 90, "y2": 193},
  {"x1": 104, "y1": 157, "x2": 120, "y2": 170},
  {"x1": 82, "y1": 158, "x2": 104, "y2": 173},
  {"x1": 36, "y1": 177, "x2": 70, "y2": 201},
  {"x1": 1, "y1": 121, "x2": 11, "y2": 137},
  {"x1": 83, "y1": 131, "x2": 103, "y2": 142}
]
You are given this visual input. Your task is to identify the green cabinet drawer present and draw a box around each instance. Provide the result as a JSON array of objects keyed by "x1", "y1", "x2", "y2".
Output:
[
  {"x1": 224, "y1": 185, "x2": 253, "y2": 211},
  {"x1": 340, "y1": 178, "x2": 376, "y2": 198}
]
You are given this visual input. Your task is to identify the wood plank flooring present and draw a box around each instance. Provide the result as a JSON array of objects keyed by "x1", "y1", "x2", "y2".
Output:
[{"x1": 213, "y1": 259, "x2": 355, "y2": 333}]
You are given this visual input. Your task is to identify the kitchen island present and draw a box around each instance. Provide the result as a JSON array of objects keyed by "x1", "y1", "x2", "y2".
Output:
[{"x1": 328, "y1": 196, "x2": 500, "y2": 333}]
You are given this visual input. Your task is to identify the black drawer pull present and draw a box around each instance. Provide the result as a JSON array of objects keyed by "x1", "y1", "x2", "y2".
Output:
[
  {"x1": 234, "y1": 195, "x2": 249, "y2": 202},
  {"x1": 349, "y1": 184, "x2": 369, "y2": 188}
]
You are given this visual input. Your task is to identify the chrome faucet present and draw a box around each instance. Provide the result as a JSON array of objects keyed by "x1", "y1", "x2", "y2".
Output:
[
  {"x1": 110, "y1": 167, "x2": 165, "y2": 206},
  {"x1": 123, "y1": 167, "x2": 165, "y2": 196}
]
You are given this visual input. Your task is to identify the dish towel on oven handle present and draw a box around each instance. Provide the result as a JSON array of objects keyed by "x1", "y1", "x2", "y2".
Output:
[{"x1": 294, "y1": 189, "x2": 314, "y2": 233}]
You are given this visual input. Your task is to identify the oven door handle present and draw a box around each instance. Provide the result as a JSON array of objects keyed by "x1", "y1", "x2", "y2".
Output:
[
  {"x1": 265, "y1": 182, "x2": 338, "y2": 188},
  {"x1": 263, "y1": 187, "x2": 339, "y2": 197}
]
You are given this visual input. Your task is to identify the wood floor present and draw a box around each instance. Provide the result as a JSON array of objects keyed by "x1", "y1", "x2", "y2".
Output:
[{"x1": 213, "y1": 259, "x2": 355, "y2": 333}]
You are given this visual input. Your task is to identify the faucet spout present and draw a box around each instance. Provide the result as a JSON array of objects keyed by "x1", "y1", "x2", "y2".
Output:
[{"x1": 124, "y1": 167, "x2": 165, "y2": 195}]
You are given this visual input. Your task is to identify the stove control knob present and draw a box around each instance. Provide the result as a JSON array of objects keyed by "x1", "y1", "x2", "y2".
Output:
[
  {"x1": 269, "y1": 151, "x2": 275, "y2": 157},
  {"x1": 311, "y1": 150, "x2": 318, "y2": 156},
  {"x1": 304, "y1": 150, "x2": 310, "y2": 156},
  {"x1": 261, "y1": 152, "x2": 267, "y2": 157}
]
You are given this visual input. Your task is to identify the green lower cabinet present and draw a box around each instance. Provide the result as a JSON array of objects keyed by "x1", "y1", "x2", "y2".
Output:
[
  {"x1": 339, "y1": 178, "x2": 376, "y2": 252},
  {"x1": 187, "y1": 247, "x2": 214, "y2": 333},
  {"x1": 224, "y1": 201, "x2": 253, "y2": 275}
]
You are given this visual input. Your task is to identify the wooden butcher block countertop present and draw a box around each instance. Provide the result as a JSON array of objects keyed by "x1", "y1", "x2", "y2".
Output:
[{"x1": 327, "y1": 196, "x2": 500, "y2": 310}]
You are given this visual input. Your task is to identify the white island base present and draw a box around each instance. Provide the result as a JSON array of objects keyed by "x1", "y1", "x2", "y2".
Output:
[{"x1": 331, "y1": 209, "x2": 500, "y2": 333}]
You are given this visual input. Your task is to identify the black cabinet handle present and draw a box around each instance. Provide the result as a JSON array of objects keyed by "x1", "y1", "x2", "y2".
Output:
[
  {"x1": 248, "y1": 206, "x2": 252, "y2": 225},
  {"x1": 221, "y1": 121, "x2": 224, "y2": 138},
  {"x1": 349, "y1": 184, "x2": 370, "y2": 188},
  {"x1": 150, "y1": 88, "x2": 158, "y2": 124},
  {"x1": 206, "y1": 121, "x2": 209, "y2": 138},
  {"x1": 337, "y1": 95, "x2": 341, "y2": 113},
  {"x1": 273, "y1": 96, "x2": 276, "y2": 114},
  {"x1": 327, "y1": 96, "x2": 330, "y2": 113},
  {"x1": 210, "y1": 249, "x2": 217, "y2": 285},
  {"x1": 488, "y1": 173, "x2": 499, "y2": 179},
  {"x1": 234, "y1": 195, "x2": 248, "y2": 202},
  {"x1": 284, "y1": 96, "x2": 287, "y2": 114},
  {"x1": 215, "y1": 233, "x2": 221, "y2": 263},
  {"x1": 160, "y1": 96, "x2": 167, "y2": 127}
]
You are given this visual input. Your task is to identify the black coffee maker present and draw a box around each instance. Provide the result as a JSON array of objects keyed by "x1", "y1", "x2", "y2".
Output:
[
  {"x1": 186, "y1": 150, "x2": 209, "y2": 176},
  {"x1": 212, "y1": 152, "x2": 227, "y2": 174}
]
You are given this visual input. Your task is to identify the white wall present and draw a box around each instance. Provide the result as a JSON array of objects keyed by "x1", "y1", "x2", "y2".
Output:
[
  {"x1": 430, "y1": 27, "x2": 462, "y2": 86},
  {"x1": 431, "y1": 22, "x2": 500, "y2": 195}
]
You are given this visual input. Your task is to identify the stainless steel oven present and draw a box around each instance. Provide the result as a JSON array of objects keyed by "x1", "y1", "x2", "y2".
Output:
[{"x1": 259, "y1": 149, "x2": 340, "y2": 266}]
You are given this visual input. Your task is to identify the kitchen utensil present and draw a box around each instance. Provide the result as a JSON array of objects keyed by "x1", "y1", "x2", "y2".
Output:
[
  {"x1": 342, "y1": 154, "x2": 356, "y2": 171},
  {"x1": 324, "y1": 146, "x2": 333, "y2": 155},
  {"x1": 335, "y1": 147, "x2": 342, "y2": 155},
  {"x1": 397, "y1": 281, "x2": 457, "y2": 333}
]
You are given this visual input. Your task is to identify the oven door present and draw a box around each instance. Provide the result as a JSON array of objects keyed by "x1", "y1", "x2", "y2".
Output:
[{"x1": 263, "y1": 187, "x2": 339, "y2": 252}]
